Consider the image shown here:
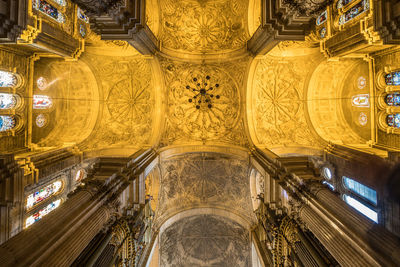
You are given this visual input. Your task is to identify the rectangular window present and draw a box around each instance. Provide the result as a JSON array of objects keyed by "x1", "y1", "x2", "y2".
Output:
[
  {"x1": 343, "y1": 176, "x2": 377, "y2": 205},
  {"x1": 343, "y1": 195, "x2": 378, "y2": 223}
]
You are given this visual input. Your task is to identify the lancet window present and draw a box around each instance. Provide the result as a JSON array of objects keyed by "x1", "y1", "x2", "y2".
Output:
[
  {"x1": 25, "y1": 199, "x2": 61, "y2": 227},
  {"x1": 385, "y1": 71, "x2": 400, "y2": 86},
  {"x1": 32, "y1": 0, "x2": 65, "y2": 23},
  {"x1": 338, "y1": 0, "x2": 370, "y2": 25},
  {"x1": 33, "y1": 95, "x2": 52, "y2": 109},
  {"x1": 0, "y1": 115, "x2": 16, "y2": 132},
  {"x1": 0, "y1": 93, "x2": 18, "y2": 110},
  {"x1": 26, "y1": 181, "x2": 63, "y2": 209},
  {"x1": 0, "y1": 70, "x2": 18, "y2": 87}
]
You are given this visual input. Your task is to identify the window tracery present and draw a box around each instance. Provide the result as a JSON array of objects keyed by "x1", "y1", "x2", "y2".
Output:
[
  {"x1": 25, "y1": 199, "x2": 61, "y2": 227},
  {"x1": 33, "y1": 0, "x2": 65, "y2": 23},
  {"x1": 26, "y1": 181, "x2": 63, "y2": 209},
  {"x1": 0, "y1": 93, "x2": 18, "y2": 110},
  {"x1": 338, "y1": 0, "x2": 370, "y2": 25},
  {"x1": 0, "y1": 115, "x2": 16, "y2": 132},
  {"x1": 33, "y1": 95, "x2": 52, "y2": 109},
  {"x1": 0, "y1": 70, "x2": 18, "y2": 87}
]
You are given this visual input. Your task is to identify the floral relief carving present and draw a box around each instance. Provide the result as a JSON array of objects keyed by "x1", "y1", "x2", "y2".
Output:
[
  {"x1": 82, "y1": 55, "x2": 154, "y2": 149},
  {"x1": 160, "y1": 214, "x2": 250, "y2": 266},
  {"x1": 160, "y1": 0, "x2": 248, "y2": 53},
  {"x1": 156, "y1": 153, "x2": 255, "y2": 224},
  {"x1": 160, "y1": 59, "x2": 248, "y2": 146},
  {"x1": 252, "y1": 55, "x2": 324, "y2": 147}
]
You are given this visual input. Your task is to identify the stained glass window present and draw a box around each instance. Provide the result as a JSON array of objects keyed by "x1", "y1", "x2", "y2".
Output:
[
  {"x1": 343, "y1": 195, "x2": 378, "y2": 222},
  {"x1": 33, "y1": 95, "x2": 52, "y2": 109},
  {"x1": 0, "y1": 116, "x2": 16, "y2": 132},
  {"x1": 337, "y1": 0, "x2": 356, "y2": 9},
  {"x1": 37, "y1": 77, "x2": 47, "y2": 90},
  {"x1": 316, "y1": 11, "x2": 327, "y2": 25},
  {"x1": 53, "y1": 0, "x2": 66, "y2": 7},
  {"x1": 387, "y1": 114, "x2": 400, "y2": 128},
  {"x1": 33, "y1": 0, "x2": 65, "y2": 23},
  {"x1": 320, "y1": 28, "x2": 327, "y2": 38},
  {"x1": 77, "y1": 8, "x2": 89, "y2": 23},
  {"x1": 75, "y1": 169, "x2": 84, "y2": 181},
  {"x1": 358, "y1": 112, "x2": 367, "y2": 126},
  {"x1": 79, "y1": 24, "x2": 86, "y2": 37},
  {"x1": 385, "y1": 93, "x2": 400, "y2": 106},
  {"x1": 343, "y1": 176, "x2": 377, "y2": 205},
  {"x1": 0, "y1": 93, "x2": 17, "y2": 109},
  {"x1": 25, "y1": 199, "x2": 61, "y2": 227},
  {"x1": 385, "y1": 71, "x2": 400, "y2": 86},
  {"x1": 358, "y1": 76, "x2": 366, "y2": 89},
  {"x1": 322, "y1": 167, "x2": 332, "y2": 179},
  {"x1": 351, "y1": 94, "x2": 369, "y2": 107},
  {"x1": 339, "y1": 0, "x2": 369, "y2": 25},
  {"x1": 36, "y1": 114, "x2": 48, "y2": 127},
  {"x1": 0, "y1": 70, "x2": 18, "y2": 87},
  {"x1": 26, "y1": 181, "x2": 62, "y2": 209}
]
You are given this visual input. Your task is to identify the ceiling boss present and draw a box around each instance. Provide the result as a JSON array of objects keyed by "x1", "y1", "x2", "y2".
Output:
[{"x1": 186, "y1": 75, "x2": 220, "y2": 109}]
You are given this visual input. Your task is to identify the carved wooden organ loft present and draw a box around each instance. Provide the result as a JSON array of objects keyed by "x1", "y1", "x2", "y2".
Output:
[{"x1": 0, "y1": 0, "x2": 400, "y2": 266}]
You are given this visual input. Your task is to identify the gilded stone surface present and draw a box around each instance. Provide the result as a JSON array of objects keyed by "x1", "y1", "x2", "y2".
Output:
[{"x1": 160, "y1": 214, "x2": 250, "y2": 266}]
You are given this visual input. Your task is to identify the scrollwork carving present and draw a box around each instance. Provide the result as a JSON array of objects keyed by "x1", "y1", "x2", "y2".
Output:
[{"x1": 160, "y1": 0, "x2": 248, "y2": 53}]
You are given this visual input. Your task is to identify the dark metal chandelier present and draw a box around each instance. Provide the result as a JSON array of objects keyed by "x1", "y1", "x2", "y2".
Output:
[{"x1": 186, "y1": 75, "x2": 220, "y2": 109}]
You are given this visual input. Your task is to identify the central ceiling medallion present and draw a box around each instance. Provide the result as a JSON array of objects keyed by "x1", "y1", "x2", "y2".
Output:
[{"x1": 186, "y1": 75, "x2": 220, "y2": 109}]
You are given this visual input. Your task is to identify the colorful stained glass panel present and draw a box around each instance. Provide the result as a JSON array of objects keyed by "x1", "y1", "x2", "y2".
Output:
[
  {"x1": 0, "y1": 93, "x2": 17, "y2": 109},
  {"x1": 387, "y1": 114, "x2": 400, "y2": 128},
  {"x1": 33, "y1": 95, "x2": 52, "y2": 109},
  {"x1": 0, "y1": 70, "x2": 17, "y2": 87},
  {"x1": 26, "y1": 181, "x2": 62, "y2": 209},
  {"x1": 316, "y1": 11, "x2": 327, "y2": 25},
  {"x1": 25, "y1": 199, "x2": 61, "y2": 227},
  {"x1": 33, "y1": 0, "x2": 65, "y2": 23},
  {"x1": 385, "y1": 71, "x2": 400, "y2": 86},
  {"x1": 337, "y1": 0, "x2": 356, "y2": 9},
  {"x1": 339, "y1": 0, "x2": 369, "y2": 25},
  {"x1": 385, "y1": 93, "x2": 400, "y2": 106},
  {"x1": 0, "y1": 116, "x2": 16, "y2": 132},
  {"x1": 77, "y1": 8, "x2": 89, "y2": 23}
]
